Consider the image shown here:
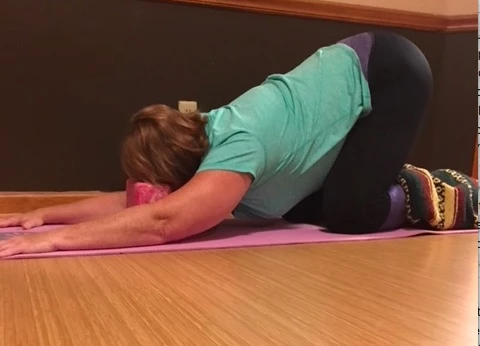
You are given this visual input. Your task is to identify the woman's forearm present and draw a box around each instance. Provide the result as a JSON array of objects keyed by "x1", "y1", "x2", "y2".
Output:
[
  {"x1": 41, "y1": 192, "x2": 126, "y2": 225},
  {"x1": 51, "y1": 203, "x2": 166, "y2": 250}
]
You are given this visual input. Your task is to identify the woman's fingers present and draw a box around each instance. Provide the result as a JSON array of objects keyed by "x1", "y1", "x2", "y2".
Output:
[
  {"x1": 0, "y1": 242, "x2": 19, "y2": 258},
  {"x1": 0, "y1": 238, "x2": 18, "y2": 258},
  {"x1": 0, "y1": 240, "x2": 8, "y2": 251},
  {"x1": 0, "y1": 233, "x2": 56, "y2": 258},
  {"x1": 0, "y1": 215, "x2": 21, "y2": 228},
  {"x1": 0, "y1": 214, "x2": 44, "y2": 230},
  {"x1": 22, "y1": 218, "x2": 43, "y2": 230}
]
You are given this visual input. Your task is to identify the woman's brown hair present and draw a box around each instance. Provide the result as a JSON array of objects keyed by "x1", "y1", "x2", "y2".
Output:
[{"x1": 121, "y1": 104, "x2": 209, "y2": 190}]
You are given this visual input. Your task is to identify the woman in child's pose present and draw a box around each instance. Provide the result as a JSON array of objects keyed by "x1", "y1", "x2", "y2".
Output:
[{"x1": 0, "y1": 32, "x2": 433, "y2": 257}]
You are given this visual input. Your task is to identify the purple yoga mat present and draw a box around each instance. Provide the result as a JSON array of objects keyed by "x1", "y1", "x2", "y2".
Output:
[{"x1": 0, "y1": 224, "x2": 475, "y2": 260}]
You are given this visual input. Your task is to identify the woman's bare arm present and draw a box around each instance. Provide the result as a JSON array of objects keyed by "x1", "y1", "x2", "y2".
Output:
[
  {"x1": 43, "y1": 170, "x2": 251, "y2": 251},
  {"x1": 0, "y1": 192, "x2": 126, "y2": 228},
  {"x1": 42, "y1": 192, "x2": 126, "y2": 224},
  {"x1": 0, "y1": 171, "x2": 252, "y2": 256}
]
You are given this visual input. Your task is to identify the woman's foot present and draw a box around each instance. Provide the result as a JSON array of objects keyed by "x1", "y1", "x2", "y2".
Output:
[{"x1": 396, "y1": 164, "x2": 478, "y2": 230}]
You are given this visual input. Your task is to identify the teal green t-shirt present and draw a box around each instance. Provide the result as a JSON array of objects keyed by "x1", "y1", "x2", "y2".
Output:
[{"x1": 197, "y1": 43, "x2": 371, "y2": 219}]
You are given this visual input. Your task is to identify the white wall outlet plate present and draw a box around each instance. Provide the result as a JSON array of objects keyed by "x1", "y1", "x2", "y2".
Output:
[{"x1": 178, "y1": 101, "x2": 198, "y2": 114}]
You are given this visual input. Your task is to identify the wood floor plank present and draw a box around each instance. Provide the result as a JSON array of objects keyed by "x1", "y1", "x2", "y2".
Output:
[{"x1": 1, "y1": 233, "x2": 476, "y2": 345}]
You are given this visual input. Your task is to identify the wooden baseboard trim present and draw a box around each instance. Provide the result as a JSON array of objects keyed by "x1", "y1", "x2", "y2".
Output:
[
  {"x1": 147, "y1": 0, "x2": 477, "y2": 32},
  {"x1": 442, "y1": 14, "x2": 478, "y2": 33},
  {"x1": 0, "y1": 192, "x2": 103, "y2": 214}
]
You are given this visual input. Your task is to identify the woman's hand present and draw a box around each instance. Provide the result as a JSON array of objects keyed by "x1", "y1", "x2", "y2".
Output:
[
  {"x1": 0, "y1": 211, "x2": 46, "y2": 230},
  {"x1": 0, "y1": 232, "x2": 56, "y2": 258}
]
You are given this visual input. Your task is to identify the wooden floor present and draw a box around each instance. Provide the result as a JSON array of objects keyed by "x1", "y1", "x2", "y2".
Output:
[
  {"x1": 0, "y1": 191, "x2": 100, "y2": 215},
  {"x1": 0, "y1": 233, "x2": 476, "y2": 345}
]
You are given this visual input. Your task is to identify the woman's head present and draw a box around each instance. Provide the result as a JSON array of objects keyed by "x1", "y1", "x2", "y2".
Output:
[{"x1": 121, "y1": 104, "x2": 209, "y2": 190}]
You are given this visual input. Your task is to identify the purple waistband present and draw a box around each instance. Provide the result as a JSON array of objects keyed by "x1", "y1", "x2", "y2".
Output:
[{"x1": 338, "y1": 32, "x2": 373, "y2": 80}]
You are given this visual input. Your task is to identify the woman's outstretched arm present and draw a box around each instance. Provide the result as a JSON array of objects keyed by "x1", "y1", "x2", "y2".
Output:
[
  {"x1": 0, "y1": 171, "x2": 251, "y2": 257},
  {"x1": 0, "y1": 192, "x2": 126, "y2": 229}
]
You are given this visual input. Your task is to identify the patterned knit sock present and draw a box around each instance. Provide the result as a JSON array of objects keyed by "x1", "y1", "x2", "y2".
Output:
[
  {"x1": 379, "y1": 184, "x2": 407, "y2": 230},
  {"x1": 396, "y1": 164, "x2": 478, "y2": 230}
]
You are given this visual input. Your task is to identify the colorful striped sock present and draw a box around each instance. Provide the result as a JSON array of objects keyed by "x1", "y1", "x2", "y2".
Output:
[{"x1": 396, "y1": 164, "x2": 478, "y2": 230}]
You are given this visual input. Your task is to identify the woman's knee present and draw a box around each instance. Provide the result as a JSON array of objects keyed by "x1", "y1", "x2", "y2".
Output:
[
  {"x1": 322, "y1": 202, "x2": 381, "y2": 234},
  {"x1": 321, "y1": 193, "x2": 389, "y2": 234}
]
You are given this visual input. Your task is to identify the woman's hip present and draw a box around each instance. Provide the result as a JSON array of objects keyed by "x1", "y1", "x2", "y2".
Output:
[{"x1": 338, "y1": 31, "x2": 432, "y2": 90}]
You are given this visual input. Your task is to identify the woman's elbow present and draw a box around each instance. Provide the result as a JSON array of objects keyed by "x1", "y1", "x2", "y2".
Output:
[
  {"x1": 145, "y1": 214, "x2": 176, "y2": 243},
  {"x1": 151, "y1": 212, "x2": 223, "y2": 243},
  {"x1": 147, "y1": 209, "x2": 191, "y2": 243}
]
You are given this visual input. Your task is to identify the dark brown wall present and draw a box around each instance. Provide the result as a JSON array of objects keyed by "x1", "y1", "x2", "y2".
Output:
[{"x1": 0, "y1": 0, "x2": 475, "y2": 191}]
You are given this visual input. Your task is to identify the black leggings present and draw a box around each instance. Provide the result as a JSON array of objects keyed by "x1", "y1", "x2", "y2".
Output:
[{"x1": 283, "y1": 32, "x2": 433, "y2": 233}]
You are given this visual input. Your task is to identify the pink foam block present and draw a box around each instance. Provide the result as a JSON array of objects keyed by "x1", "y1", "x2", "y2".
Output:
[{"x1": 126, "y1": 179, "x2": 171, "y2": 207}]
